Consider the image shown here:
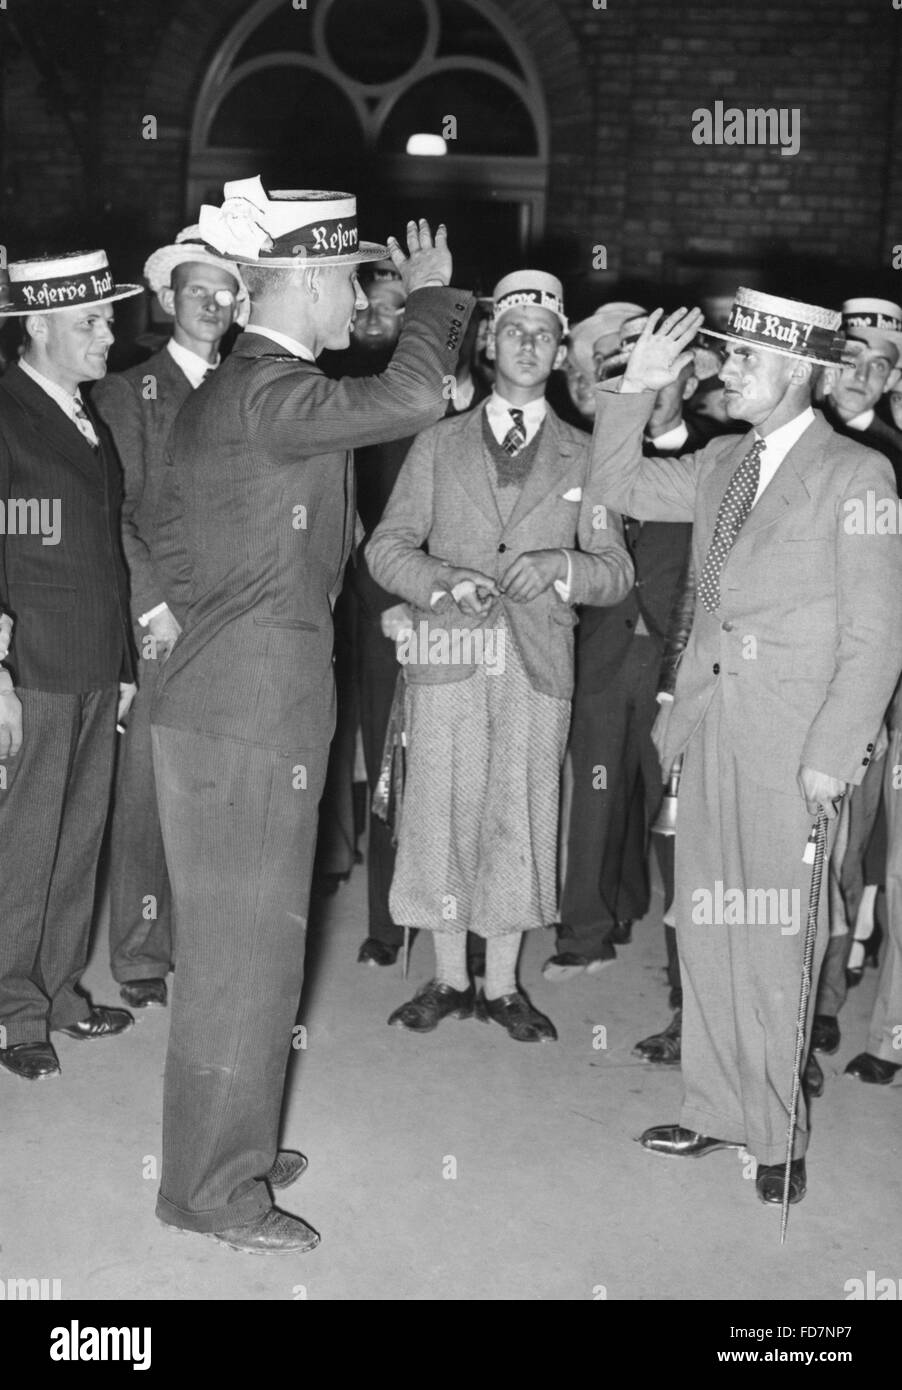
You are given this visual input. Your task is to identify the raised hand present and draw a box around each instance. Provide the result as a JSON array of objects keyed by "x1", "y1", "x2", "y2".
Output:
[
  {"x1": 621, "y1": 306, "x2": 705, "y2": 394},
  {"x1": 386, "y1": 219, "x2": 452, "y2": 294}
]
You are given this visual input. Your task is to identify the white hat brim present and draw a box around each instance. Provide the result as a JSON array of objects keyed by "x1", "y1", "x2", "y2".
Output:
[
  {"x1": 0, "y1": 284, "x2": 144, "y2": 317},
  {"x1": 222, "y1": 241, "x2": 390, "y2": 269},
  {"x1": 842, "y1": 326, "x2": 902, "y2": 358},
  {"x1": 144, "y1": 244, "x2": 248, "y2": 295},
  {"x1": 701, "y1": 326, "x2": 842, "y2": 370}
]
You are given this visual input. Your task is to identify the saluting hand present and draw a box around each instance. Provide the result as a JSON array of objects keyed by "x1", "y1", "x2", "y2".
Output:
[
  {"x1": 621, "y1": 306, "x2": 705, "y2": 394},
  {"x1": 386, "y1": 219, "x2": 452, "y2": 294}
]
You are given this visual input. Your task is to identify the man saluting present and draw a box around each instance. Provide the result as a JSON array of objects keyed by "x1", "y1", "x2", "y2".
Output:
[
  {"x1": 150, "y1": 177, "x2": 475, "y2": 1253},
  {"x1": 592, "y1": 290, "x2": 902, "y2": 1208}
]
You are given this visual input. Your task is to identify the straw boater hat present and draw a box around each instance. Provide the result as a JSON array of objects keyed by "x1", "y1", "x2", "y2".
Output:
[
  {"x1": 0, "y1": 250, "x2": 142, "y2": 316},
  {"x1": 701, "y1": 287, "x2": 846, "y2": 368},
  {"x1": 491, "y1": 270, "x2": 568, "y2": 333},
  {"x1": 566, "y1": 301, "x2": 645, "y2": 377},
  {"x1": 839, "y1": 298, "x2": 902, "y2": 363},
  {"x1": 143, "y1": 225, "x2": 251, "y2": 326},
  {"x1": 197, "y1": 174, "x2": 388, "y2": 268}
]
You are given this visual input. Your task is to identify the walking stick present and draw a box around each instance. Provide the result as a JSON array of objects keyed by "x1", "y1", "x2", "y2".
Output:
[{"x1": 781, "y1": 805, "x2": 828, "y2": 1245}]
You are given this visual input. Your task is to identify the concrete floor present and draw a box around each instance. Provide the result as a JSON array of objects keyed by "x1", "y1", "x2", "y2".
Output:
[{"x1": 2, "y1": 864, "x2": 900, "y2": 1302}]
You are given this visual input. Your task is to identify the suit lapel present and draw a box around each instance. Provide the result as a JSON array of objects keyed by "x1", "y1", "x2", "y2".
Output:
[
  {"x1": 453, "y1": 404, "x2": 503, "y2": 525},
  {"x1": 505, "y1": 408, "x2": 572, "y2": 531},
  {"x1": 737, "y1": 413, "x2": 827, "y2": 539},
  {"x1": 2, "y1": 365, "x2": 101, "y2": 481}
]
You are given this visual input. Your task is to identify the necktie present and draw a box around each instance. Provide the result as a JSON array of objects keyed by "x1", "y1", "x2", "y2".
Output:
[
  {"x1": 72, "y1": 396, "x2": 100, "y2": 450},
  {"x1": 697, "y1": 437, "x2": 765, "y2": 613},
  {"x1": 501, "y1": 407, "x2": 527, "y2": 456}
]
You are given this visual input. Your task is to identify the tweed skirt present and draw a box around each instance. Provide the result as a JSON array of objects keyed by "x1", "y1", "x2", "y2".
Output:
[{"x1": 388, "y1": 622, "x2": 570, "y2": 937}]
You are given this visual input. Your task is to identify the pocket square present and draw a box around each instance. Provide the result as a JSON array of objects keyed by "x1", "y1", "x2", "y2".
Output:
[{"x1": 562, "y1": 487, "x2": 582, "y2": 501}]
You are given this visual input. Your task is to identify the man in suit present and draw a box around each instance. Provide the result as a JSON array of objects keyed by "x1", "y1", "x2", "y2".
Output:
[
  {"x1": 0, "y1": 250, "x2": 139, "y2": 1082},
  {"x1": 367, "y1": 270, "x2": 633, "y2": 1043},
  {"x1": 592, "y1": 289, "x2": 902, "y2": 1205},
  {"x1": 148, "y1": 176, "x2": 474, "y2": 1253},
  {"x1": 93, "y1": 230, "x2": 248, "y2": 1011},
  {"x1": 821, "y1": 298, "x2": 902, "y2": 487},
  {"x1": 546, "y1": 311, "x2": 700, "y2": 980}
]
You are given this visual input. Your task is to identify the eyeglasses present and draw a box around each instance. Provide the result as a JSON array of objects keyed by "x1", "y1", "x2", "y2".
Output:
[{"x1": 499, "y1": 324, "x2": 558, "y2": 348}]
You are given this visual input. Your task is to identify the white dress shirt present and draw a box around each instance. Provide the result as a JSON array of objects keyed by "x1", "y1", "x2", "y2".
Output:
[
  {"x1": 242, "y1": 325, "x2": 316, "y2": 362},
  {"x1": 844, "y1": 408, "x2": 875, "y2": 432},
  {"x1": 752, "y1": 406, "x2": 815, "y2": 504},
  {"x1": 166, "y1": 337, "x2": 218, "y2": 389},
  {"x1": 485, "y1": 390, "x2": 547, "y2": 446}
]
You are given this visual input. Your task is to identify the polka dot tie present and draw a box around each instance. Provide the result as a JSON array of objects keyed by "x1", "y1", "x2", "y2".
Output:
[
  {"x1": 697, "y1": 438, "x2": 765, "y2": 613},
  {"x1": 501, "y1": 407, "x2": 527, "y2": 456}
]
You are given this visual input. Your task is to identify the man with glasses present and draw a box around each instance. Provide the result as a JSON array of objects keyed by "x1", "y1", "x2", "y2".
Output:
[{"x1": 93, "y1": 229, "x2": 247, "y2": 1011}]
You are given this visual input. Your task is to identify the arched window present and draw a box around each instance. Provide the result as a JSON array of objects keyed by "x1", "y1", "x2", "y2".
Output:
[{"x1": 188, "y1": 0, "x2": 549, "y2": 286}]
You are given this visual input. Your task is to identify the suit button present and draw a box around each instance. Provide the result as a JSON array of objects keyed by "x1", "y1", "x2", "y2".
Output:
[
  {"x1": 713, "y1": 663, "x2": 720, "y2": 675},
  {"x1": 722, "y1": 621, "x2": 734, "y2": 632},
  {"x1": 451, "y1": 317, "x2": 461, "y2": 327},
  {"x1": 625, "y1": 618, "x2": 633, "y2": 629},
  {"x1": 498, "y1": 543, "x2": 507, "y2": 553},
  {"x1": 455, "y1": 302, "x2": 466, "y2": 310},
  {"x1": 863, "y1": 756, "x2": 870, "y2": 765},
  {"x1": 867, "y1": 742, "x2": 875, "y2": 751}
]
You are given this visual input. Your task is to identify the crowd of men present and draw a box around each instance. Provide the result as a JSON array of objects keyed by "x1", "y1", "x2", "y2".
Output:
[{"x1": 1, "y1": 174, "x2": 901, "y2": 1252}]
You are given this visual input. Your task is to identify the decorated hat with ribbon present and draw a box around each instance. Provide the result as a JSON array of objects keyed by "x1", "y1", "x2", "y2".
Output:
[
  {"x1": 0, "y1": 250, "x2": 143, "y2": 317},
  {"x1": 492, "y1": 270, "x2": 568, "y2": 332},
  {"x1": 840, "y1": 298, "x2": 902, "y2": 363},
  {"x1": 197, "y1": 175, "x2": 388, "y2": 268},
  {"x1": 702, "y1": 287, "x2": 845, "y2": 367},
  {"x1": 144, "y1": 225, "x2": 250, "y2": 326}
]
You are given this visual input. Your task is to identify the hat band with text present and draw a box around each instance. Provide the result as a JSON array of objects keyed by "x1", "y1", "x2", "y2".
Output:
[
  {"x1": 725, "y1": 301, "x2": 844, "y2": 361},
  {"x1": 495, "y1": 288, "x2": 565, "y2": 318},
  {"x1": 843, "y1": 311, "x2": 902, "y2": 334},
  {"x1": 10, "y1": 267, "x2": 116, "y2": 312},
  {"x1": 265, "y1": 215, "x2": 360, "y2": 260}
]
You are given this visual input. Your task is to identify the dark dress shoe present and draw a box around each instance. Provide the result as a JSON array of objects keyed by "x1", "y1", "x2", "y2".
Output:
[
  {"x1": 845, "y1": 1052, "x2": 901, "y2": 1085},
  {"x1": 55, "y1": 1005, "x2": 134, "y2": 1040},
  {"x1": 388, "y1": 980, "x2": 474, "y2": 1032},
  {"x1": 0, "y1": 1041, "x2": 61, "y2": 1081},
  {"x1": 633, "y1": 1009, "x2": 682, "y2": 1064},
  {"x1": 810, "y1": 1013, "x2": 840, "y2": 1055},
  {"x1": 266, "y1": 1150, "x2": 308, "y2": 1189},
  {"x1": 756, "y1": 1156, "x2": 806, "y2": 1205},
  {"x1": 610, "y1": 919, "x2": 633, "y2": 945},
  {"x1": 212, "y1": 1208, "x2": 320, "y2": 1254},
  {"x1": 476, "y1": 989, "x2": 557, "y2": 1042},
  {"x1": 639, "y1": 1124, "x2": 743, "y2": 1157},
  {"x1": 803, "y1": 1051, "x2": 824, "y2": 1098},
  {"x1": 357, "y1": 938, "x2": 400, "y2": 967},
  {"x1": 542, "y1": 950, "x2": 615, "y2": 981},
  {"x1": 119, "y1": 978, "x2": 167, "y2": 1009}
]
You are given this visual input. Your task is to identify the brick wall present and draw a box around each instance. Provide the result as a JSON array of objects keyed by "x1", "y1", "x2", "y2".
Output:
[{"x1": 1, "y1": 0, "x2": 900, "y2": 310}]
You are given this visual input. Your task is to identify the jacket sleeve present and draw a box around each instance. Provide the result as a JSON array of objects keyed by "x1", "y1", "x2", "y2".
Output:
[
  {"x1": 150, "y1": 443, "x2": 195, "y2": 628},
  {"x1": 247, "y1": 288, "x2": 473, "y2": 457},
  {"x1": 567, "y1": 482, "x2": 634, "y2": 608},
  {"x1": 801, "y1": 447, "x2": 902, "y2": 782},
  {"x1": 591, "y1": 384, "x2": 706, "y2": 522},
  {"x1": 93, "y1": 373, "x2": 158, "y2": 622},
  {"x1": 658, "y1": 560, "x2": 697, "y2": 696},
  {"x1": 365, "y1": 426, "x2": 452, "y2": 609}
]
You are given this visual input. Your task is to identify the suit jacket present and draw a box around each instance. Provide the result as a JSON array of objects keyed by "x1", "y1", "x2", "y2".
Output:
[
  {"x1": 824, "y1": 405, "x2": 902, "y2": 495},
  {"x1": 150, "y1": 287, "x2": 473, "y2": 751},
  {"x1": 593, "y1": 387, "x2": 902, "y2": 793},
  {"x1": 365, "y1": 401, "x2": 634, "y2": 700},
  {"x1": 0, "y1": 363, "x2": 134, "y2": 692},
  {"x1": 91, "y1": 345, "x2": 193, "y2": 623}
]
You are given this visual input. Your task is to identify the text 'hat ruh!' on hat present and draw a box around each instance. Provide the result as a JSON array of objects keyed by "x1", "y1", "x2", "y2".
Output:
[
  {"x1": 492, "y1": 270, "x2": 568, "y2": 333},
  {"x1": 143, "y1": 225, "x2": 251, "y2": 326},
  {"x1": 197, "y1": 174, "x2": 388, "y2": 268},
  {"x1": 840, "y1": 298, "x2": 902, "y2": 363},
  {"x1": 0, "y1": 249, "x2": 143, "y2": 316},
  {"x1": 702, "y1": 286, "x2": 846, "y2": 368}
]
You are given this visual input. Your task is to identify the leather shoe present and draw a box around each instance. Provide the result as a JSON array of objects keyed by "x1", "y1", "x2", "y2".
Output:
[
  {"x1": 845, "y1": 1052, "x2": 901, "y2": 1085},
  {"x1": 119, "y1": 978, "x2": 167, "y2": 1009},
  {"x1": 633, "y1": 1009, "x2": 681, "y2": 1064},
  {"x1": 803, "y1": 1051, "x2": 824, "y2": 1098},
  {"x1": 610, "y1": 919, "x2": 633, "y2": 945},
  {"x1": 810, "y1": 1013, "x2": 840, "y2": 1055},
  {"x1": 756, "y1": 1156, "x2": 806, "y2": 1205},
  {"x1": 388, "y1": 980, "x2": 474, "y2": 1032},
  {"x1": 0, "y1": 1040, "x2": 61, "y2": 1081},
  {"x1": 266, "y1": 1150, "x2": 308, "y2": 1189},
  {"x1": 639, "y1": 1124, "x2": 743, "y2": 1157},
  {"x1": 476, "y1": 989, "x2": 557, "y2": 1042},
  {"x1": 357, "y1": 939, "x2": 399, "y2": 967},
  {"x1": 542, "y1": 950, "x2": 615, "y2": 982},
  {"x1": 55, "y1": 1005, "x2": 134, "y2": 1040},
  {"x1": 212, "y1": 1207, "x2": 320, "y2": 1254}
]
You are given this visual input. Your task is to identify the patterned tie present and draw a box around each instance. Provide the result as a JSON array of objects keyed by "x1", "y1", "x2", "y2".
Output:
[
  {"x1": 697, "y1": 437, "x2": 765, "y2": 613},
  {"x1": 72, "y1": 396, "x2": 100, "y2": 450},
  {"x1": 501, "y1": 407, "x2": 527, "y2": 456}
]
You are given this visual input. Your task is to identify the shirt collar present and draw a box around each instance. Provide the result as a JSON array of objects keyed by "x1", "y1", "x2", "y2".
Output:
[
  {"x1": 487, "y1": 390, "x2": 547, "y2": 429},
  {"x1": 844, "y1": 408, "x2": 875, "y2": 432},
  {"x1": 19, "y1": 357, "x2": 86, "y2": 421},
  {"x1": 755, "y1": 406, "x2": 815, "y2": 466},
  {"x1": 242, "y1": 325, "x2": 316, "y2": 362},
  {"x1": 166, "y1": 337, "x2": 219, "y2": 389}
]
